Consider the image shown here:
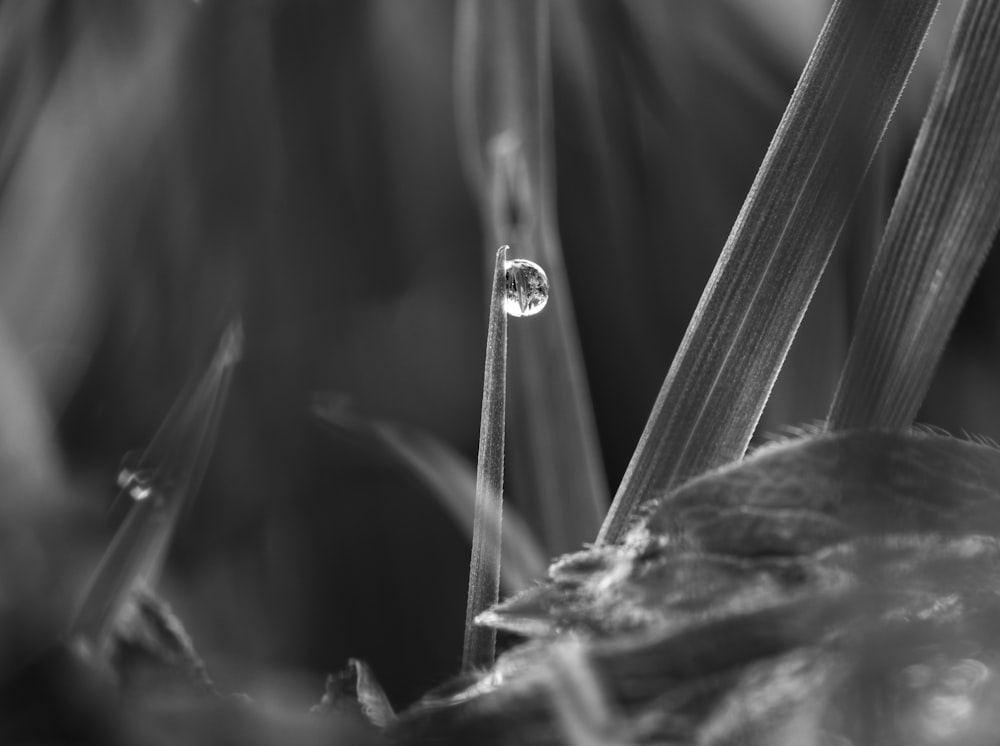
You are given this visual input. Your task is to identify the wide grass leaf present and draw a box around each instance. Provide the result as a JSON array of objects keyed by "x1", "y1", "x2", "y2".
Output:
[
  {"x1": 828, "y1": 0, "x2": 1000, "y2": 430},
  {"x1": 397, "y1": 430, "x2": 1000, "y2": 744},
  {"x1": 598, "y1": 0, "x2": 941, "y2": 543}
]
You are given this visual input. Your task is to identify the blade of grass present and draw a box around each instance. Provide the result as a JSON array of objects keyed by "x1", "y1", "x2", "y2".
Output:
[
  {"x1": 456, "y1": 0, "x2": 608, "y2": 556},
  {"x1": 597, "y1": 0, "x2": 941, "y2": 544},
  {"x1": 828, "y1": 0, "x2": 1000, "y2": 430},
  {"x1": 71, "y1": 319, "x2": 242, "y2": 653},
  {"x1": 312, "y1": 397, "x2": 547, "y2": 592},
  {"x1": 463, "y1": 246, "x2": 508, "y2": 671}
]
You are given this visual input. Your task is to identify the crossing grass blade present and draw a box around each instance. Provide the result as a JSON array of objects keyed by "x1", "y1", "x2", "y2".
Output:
[
  {"x1": 312, "y1": 397, "x2": 547, "y2": 593},
  {"x1": 828, "y1": 0, "x2": 1000, "y2": 431},
  {"x1": 598, "y1": 0, "x2": 941, "y2": 544}
]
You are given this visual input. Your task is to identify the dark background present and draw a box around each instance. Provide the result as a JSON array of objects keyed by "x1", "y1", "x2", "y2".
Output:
[{"x1": 0, "y1": 0, "x2": 990, "y2": 708}]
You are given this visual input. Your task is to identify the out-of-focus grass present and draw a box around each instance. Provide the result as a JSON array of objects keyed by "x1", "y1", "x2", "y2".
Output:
[
  {"x1": 313, "y1": 394, "x2": 546, "y2": 594},
  {"x1": 72, "y1": 321, "x2": 241, "y2": 654}
]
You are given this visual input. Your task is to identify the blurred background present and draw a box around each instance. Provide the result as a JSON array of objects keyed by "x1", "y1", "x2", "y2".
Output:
[{"x1": 0, "y1": 0, "x2": 989, "y2": 710}]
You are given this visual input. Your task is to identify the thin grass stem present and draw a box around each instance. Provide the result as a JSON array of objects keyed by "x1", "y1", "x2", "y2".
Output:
[
  {"x1": 463, "y1": 246, "x2": 508, "y2": 671},
  {"x1": 456, "y1": 0, "x2": 607, "y2": 555}
]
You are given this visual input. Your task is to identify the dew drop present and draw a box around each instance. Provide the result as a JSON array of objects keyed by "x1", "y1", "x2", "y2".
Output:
[
  {"x1": 504, "y1": 258, "x2": 549, "y2": 317},
  {"x1": 117, "y1": 467, "x2": 155, "y2": 502}
]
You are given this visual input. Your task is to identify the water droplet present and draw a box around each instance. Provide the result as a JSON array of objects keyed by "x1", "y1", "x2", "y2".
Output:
[
  {"x1": 504, "y1": 258, "x2": 549, "y2": 317},
  {"x1": 117, "y1": 467, "x2": 156, "y2": 502}
]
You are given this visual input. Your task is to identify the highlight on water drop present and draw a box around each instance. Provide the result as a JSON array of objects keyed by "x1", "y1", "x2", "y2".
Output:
[
  {"x1": 117, "y1": 467, "x2": 154, "y2": 502},
  {"x1": 503, "y1": 254, "x2": 549, "y2": 317}
]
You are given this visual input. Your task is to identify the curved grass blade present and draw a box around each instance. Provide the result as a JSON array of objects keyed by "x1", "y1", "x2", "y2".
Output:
[
  {"x1": 828, "y1": 0, "x2": 1000, "y2": 430},
  {"x1": 71, "y1": 319, "x2": 243, "y2": 654},
  {"x1": 456, "y1": 0, "x2": 608, "y2": 556},
  {"x1": 463, "y1": 246, "x2": 508, "y2": 672},
  {"x1": 598, "y1": 0, "x2": 941, "y2": 544},
  {"x1": 312, "y1": 396, "x2": 547, "y2": 593}
]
